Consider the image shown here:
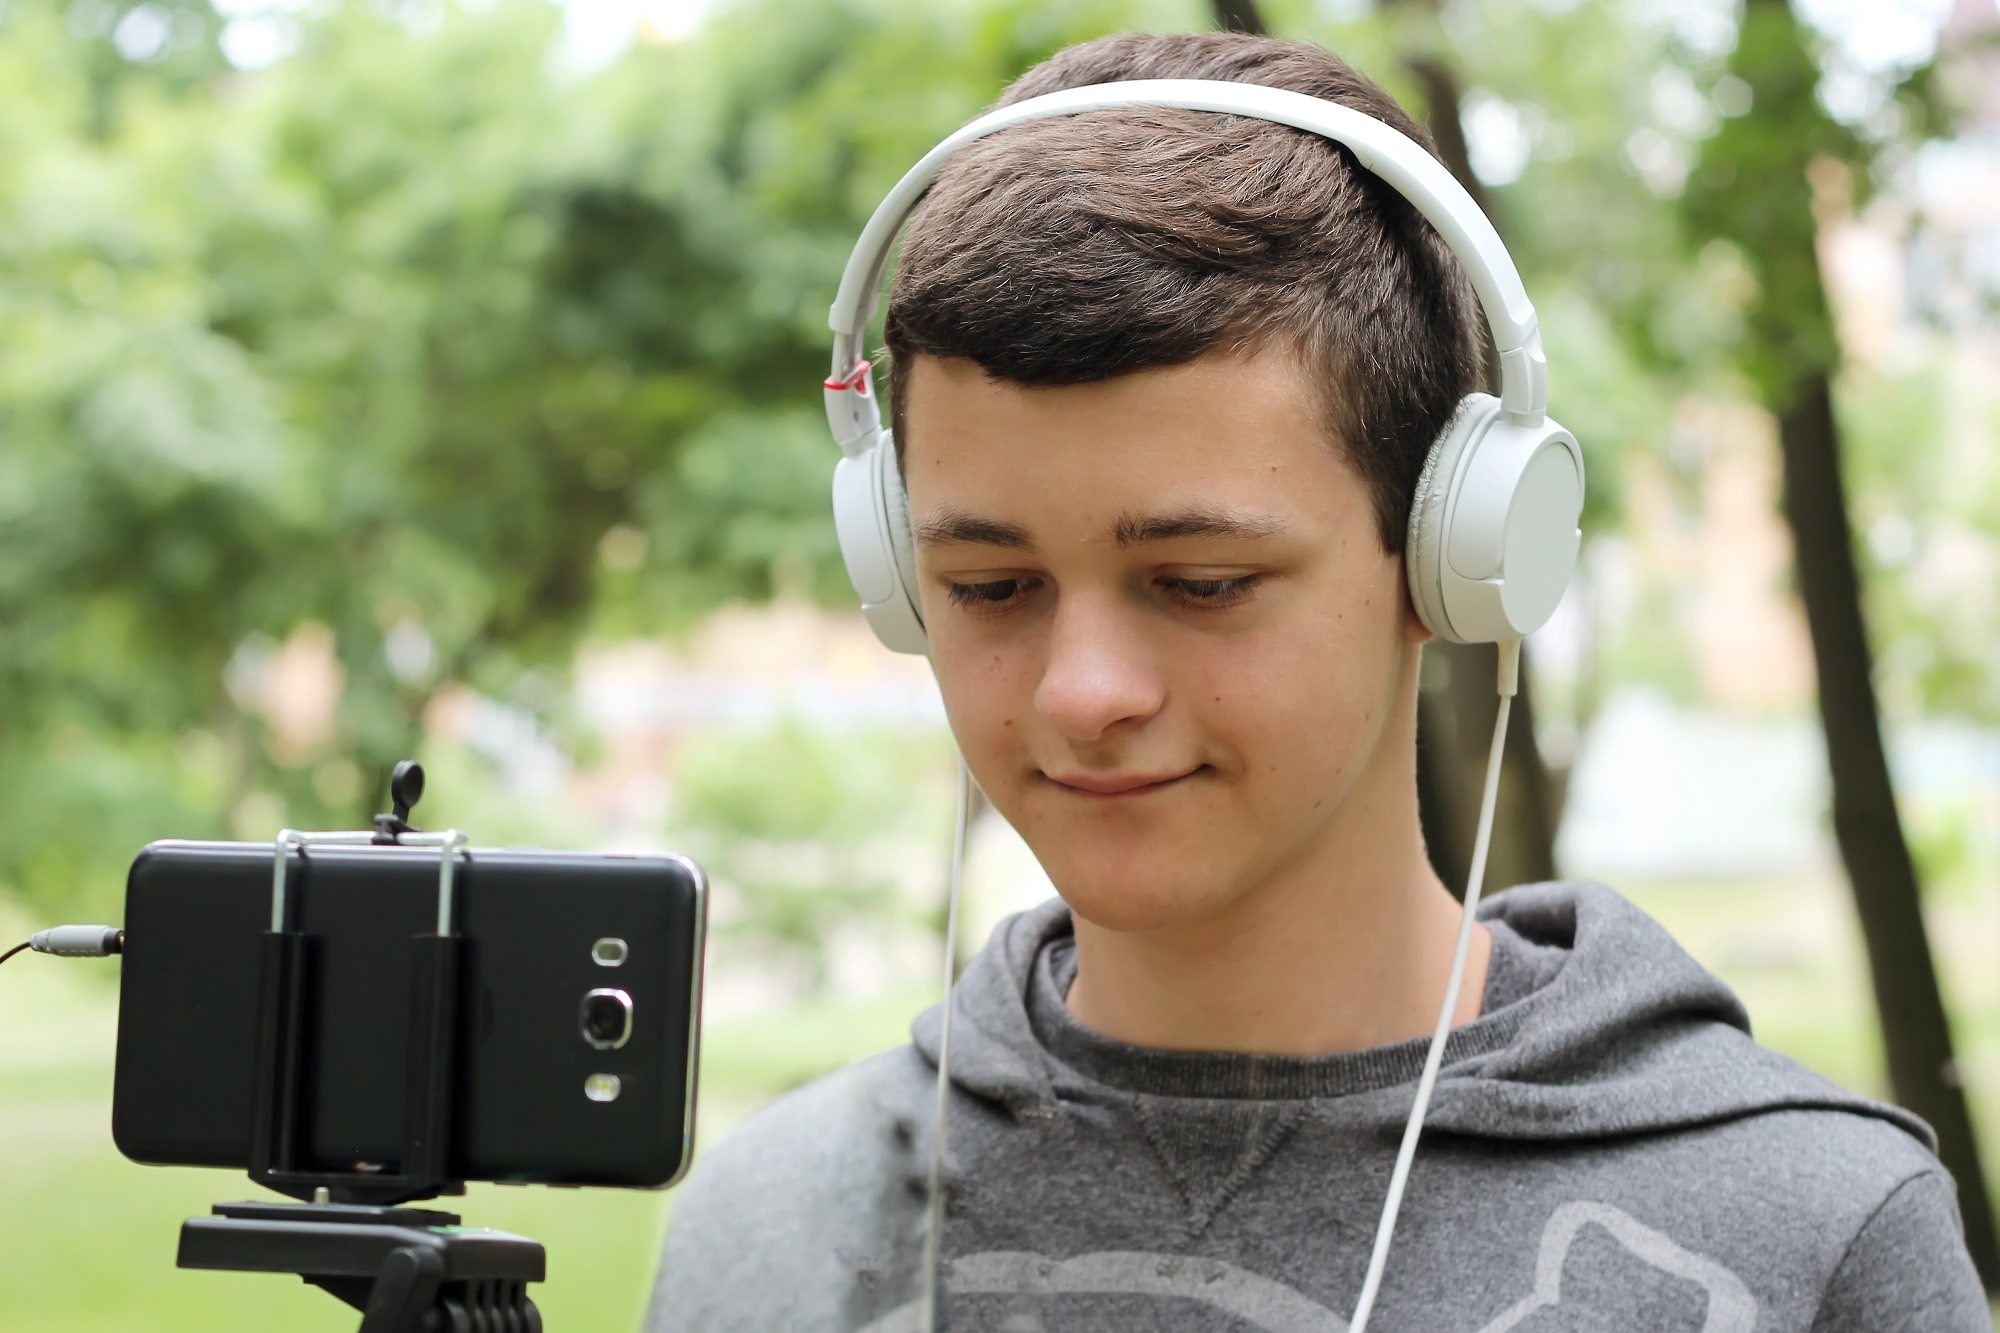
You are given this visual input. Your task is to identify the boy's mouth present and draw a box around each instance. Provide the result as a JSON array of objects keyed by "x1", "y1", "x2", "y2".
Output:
[{"x1": 1042, "y1": 765, "x2": 1203, "y2": 797}]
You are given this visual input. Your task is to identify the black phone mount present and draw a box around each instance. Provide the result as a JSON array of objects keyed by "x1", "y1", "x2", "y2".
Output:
[
  {"x1": 175, "y1": 762, "x2": 546, "y2": 1331},
  {"x1": 179, "y1": 1201, "x2": 543, "y2": 1332}
]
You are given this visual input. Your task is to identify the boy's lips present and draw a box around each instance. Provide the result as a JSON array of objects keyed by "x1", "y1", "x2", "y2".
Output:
[{"x1": 1042, "y1": 766, "x2": 1200, "y2": 796}]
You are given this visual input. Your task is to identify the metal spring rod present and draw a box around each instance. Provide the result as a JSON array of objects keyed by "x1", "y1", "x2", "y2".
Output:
[{"x1": 270, "y1": 828, "x2": 468, "y2": 937}]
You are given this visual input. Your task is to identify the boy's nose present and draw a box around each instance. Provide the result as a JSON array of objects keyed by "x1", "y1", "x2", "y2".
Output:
[{"x1": 1032, "y1": 593, "x2": 1168, "y2": 744}]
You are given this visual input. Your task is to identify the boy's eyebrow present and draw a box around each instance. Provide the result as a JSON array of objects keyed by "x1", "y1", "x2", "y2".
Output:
[
  {"x1": 914, "y1": 510, "x2": 1035, "y2": 549},
  {"x1": 914, "y1": 506, "x2": 1288, "y2": 550},
  {"x1": 1112, "y1": 508, "x2": 1288, "y2": 547}
]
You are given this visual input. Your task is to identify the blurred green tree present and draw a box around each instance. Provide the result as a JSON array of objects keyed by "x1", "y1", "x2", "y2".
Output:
[
  {"x1": 1679, "y1": 0, "x2": 1996, "y2": 1284},
  {"x1": 0, "y1": 0, "x2": 1204, "y2": 923},
  {"x1": 0, "y1": 0, "x2": 309, "y2": 912}
]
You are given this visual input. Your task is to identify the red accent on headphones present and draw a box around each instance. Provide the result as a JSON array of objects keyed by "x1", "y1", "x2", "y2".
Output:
[{"x1": 823, "y1": 361, "x2": 872, "y2": 393}]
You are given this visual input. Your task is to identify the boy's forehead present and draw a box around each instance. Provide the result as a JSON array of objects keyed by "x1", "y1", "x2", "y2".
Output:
[
  {"x1": 900, "y1": 351, "x2": 1362, "y2": 538},
  {"x1": 901, "y1": 348, "x2": 1320, "y2": 427}
]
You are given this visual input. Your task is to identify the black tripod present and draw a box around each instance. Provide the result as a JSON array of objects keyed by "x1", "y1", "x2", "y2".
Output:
[{"x1": 176, "y1": 763, "x2": 546, "y2": 1331}]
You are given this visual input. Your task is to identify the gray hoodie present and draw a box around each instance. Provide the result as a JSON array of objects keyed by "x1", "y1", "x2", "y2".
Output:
[{"x1": 647, "y1": 881, "x2": 1988, "y2": 1331}]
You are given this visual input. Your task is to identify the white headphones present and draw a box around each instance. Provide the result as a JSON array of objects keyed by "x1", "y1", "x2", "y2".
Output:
[{"x1": 824, "y1": 78, "x2": 1583, "y2": 656}]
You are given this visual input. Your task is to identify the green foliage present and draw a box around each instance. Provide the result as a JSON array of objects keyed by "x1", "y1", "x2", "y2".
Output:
[
  {"x1": 54, "y1": 0, "x2": 232, "y2": 139},
  {"x1": 1839, "y1": 366, "x2": 2000, "y2": 723},
  {"x1": 1670, "y1": 2, "x2": 2000, "y2": 729},
  {"x1": 1905, "y1": 796, "x2": 1989, "y2": 903},
  {"x1": 672, "y1": 722, "x2": 955, "y2": 990},
  {"x1": 1679, "y1": 0, "x2": 1854, "y2": 409},
  {"x1": 1675, "y1": 0, "x2": 1942, "y2": 413},
  {"x1": 1289, "y1": 0, "x2": 1727, "y2": 536},
  {"x1": 0, "y1": 0, "x2": 1197, "y2": 918}
]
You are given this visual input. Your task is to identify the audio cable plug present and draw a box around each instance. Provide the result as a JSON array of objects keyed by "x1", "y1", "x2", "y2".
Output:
[{"x1": 0, "y1": 925, "x2": 124, "y2": 968}]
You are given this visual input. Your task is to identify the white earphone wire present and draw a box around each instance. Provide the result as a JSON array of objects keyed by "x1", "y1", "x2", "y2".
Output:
[
  {"x1": 919, "y1": 756, "x2": 974, "y2": 1331},
  {"x1": 1348, "y1": 636, "x2": 1521, "y2": 1333}
]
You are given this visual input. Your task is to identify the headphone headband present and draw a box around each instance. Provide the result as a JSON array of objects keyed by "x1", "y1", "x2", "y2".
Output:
[
  {"x1": 824, "y1": 76, "x2": 1582, "y2": 661},
  {"x1": 826, "y1": 78, "x2": 1548, "y2": 441}
]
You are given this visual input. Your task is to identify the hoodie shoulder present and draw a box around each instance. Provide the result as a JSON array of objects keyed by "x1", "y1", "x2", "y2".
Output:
[
  {"x1": 1808, "y1": 1168, "x2": 1990, "y2": 1332},
  {"x1": 644, "y1": 1046, "x2": 930, "y2": 1333},
  {"x1": 1447, "y1": 881, "x2": 1936, "y2": 1151}
]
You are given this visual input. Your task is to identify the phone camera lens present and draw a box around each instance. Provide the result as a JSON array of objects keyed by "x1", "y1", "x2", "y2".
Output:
[{"x1": 579, "y1": 988, "x2": 633, "y2": 1051}]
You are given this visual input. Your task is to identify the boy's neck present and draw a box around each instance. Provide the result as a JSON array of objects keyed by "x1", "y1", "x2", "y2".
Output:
[{"x1": 1063, "y1": 659, "x2": 1490, "y2": 1058}]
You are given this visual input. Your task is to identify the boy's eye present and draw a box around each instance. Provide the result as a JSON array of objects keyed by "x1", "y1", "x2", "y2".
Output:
[
  {"x1": 1160, "y1": 574, "x2": 1262, "y2": 608},
  {"x1": 946, "y1": 577, "x2": 1036, "y2": 609}
]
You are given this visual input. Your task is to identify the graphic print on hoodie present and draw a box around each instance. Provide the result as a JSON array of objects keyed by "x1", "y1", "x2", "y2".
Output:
[{"x1": 647, "y1": 882, "x2": 1989, "y2": 1331}]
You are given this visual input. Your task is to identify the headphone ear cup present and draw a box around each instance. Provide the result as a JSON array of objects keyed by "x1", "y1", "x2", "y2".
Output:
[
  {"x1": 879, "y1": 430, "x2": 922, "y2": 619},
  {"x1": 868, "y1": 433, "x2": 928, "y2": 654},
  {"x1": 831, "y1": 433, "x2": 929, "y2": 656},
  {"x1": 1406, "y1": 394, "x2": 1500, "y2": 645},
  {"x1": 1407, "y1": 393, "x2": 1584, "y2": 645}
]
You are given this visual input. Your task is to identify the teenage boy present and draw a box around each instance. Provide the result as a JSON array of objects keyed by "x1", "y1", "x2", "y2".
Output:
[{"x1": 648, "y1": 31, "x2": 1988, "y2": 1332}]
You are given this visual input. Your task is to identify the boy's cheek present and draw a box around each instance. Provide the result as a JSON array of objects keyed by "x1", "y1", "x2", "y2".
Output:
[{"x1": 931, "y1": 647, "x2": 1034, "y2": 764}]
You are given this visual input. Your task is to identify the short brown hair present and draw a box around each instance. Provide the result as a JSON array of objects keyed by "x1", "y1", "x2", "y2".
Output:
[{"x1": 883, "y1": 32, "x2": 1483, "y2": 554}]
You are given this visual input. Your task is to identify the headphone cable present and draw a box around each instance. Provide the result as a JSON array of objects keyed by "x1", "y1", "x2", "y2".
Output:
[
  {"x1": 920, "y1": 756, "x2": 974, "y2": 1331},
  {"x1": 1349, "y1": 636, "x2": 1521, "y2": 1333}
]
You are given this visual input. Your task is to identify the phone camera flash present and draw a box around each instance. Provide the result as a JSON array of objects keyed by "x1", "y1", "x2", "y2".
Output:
[
  {"x1": 585, "y1": 1073, "x2": 623, "y2": 1103},
  {"x1": 592, "y1": 937, "x2": 629, "y2": 967}
]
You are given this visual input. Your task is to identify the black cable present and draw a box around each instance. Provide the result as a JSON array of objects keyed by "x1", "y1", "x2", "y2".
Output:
[{"x1": 0, "y1": 941, "x2": 30, "y2": 968}]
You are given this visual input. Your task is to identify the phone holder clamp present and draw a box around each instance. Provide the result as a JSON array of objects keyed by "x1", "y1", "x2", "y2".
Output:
[{"x1": 175, "y1": 761, "x2": 544, "y2": 1331}]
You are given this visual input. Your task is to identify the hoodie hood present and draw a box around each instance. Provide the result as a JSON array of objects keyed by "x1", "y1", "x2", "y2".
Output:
[
  {"x1": 913, "y1": 879, "x2": 1931, "y2": 1149},
  {"x1": 654, "y1": 878, "x2": 1979, "y2": 1333}
]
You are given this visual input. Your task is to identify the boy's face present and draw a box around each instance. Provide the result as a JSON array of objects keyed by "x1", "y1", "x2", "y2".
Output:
[{"x1": 903, "y1": 350, "x2": 1426, "y2": 935}]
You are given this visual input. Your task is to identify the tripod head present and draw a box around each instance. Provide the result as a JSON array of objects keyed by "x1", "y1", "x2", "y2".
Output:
[{"x1": 180, "y1": 1200, "x2": 544, "y2": 1333}]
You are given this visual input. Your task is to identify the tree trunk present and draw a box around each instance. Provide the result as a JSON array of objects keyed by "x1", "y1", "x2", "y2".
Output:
[
  {"x1": 1209, "y1": 0, "x2": 1267, "y2": 35},
  {"x1": 1778, "y1": 374, "x2": 1999, "y2": 1285}
]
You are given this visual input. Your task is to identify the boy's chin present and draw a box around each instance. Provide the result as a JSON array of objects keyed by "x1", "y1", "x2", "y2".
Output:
[{"x1": 1043, "y1": 853, "x2": 1257, "y2": 937}]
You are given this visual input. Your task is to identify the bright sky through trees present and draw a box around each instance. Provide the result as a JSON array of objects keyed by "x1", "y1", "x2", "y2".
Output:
[{"x1": 558, "y1": 0, "x2": 711, "y2": 65}]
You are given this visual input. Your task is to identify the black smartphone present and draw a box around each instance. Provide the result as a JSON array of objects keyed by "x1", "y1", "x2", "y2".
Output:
[{"x1": 111, "y1": 839, "x2": 706, "y2": 1189}]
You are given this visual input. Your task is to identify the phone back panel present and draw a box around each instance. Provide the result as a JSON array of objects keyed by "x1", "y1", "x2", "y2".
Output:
[{"x1": 111, "y1": 841, "x2": 704, "y2": 1188}]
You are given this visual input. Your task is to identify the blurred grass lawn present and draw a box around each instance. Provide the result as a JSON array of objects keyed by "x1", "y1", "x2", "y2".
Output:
[{"x1": 3, "y1": 873, "x2": 1997, "y2": 1329}]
